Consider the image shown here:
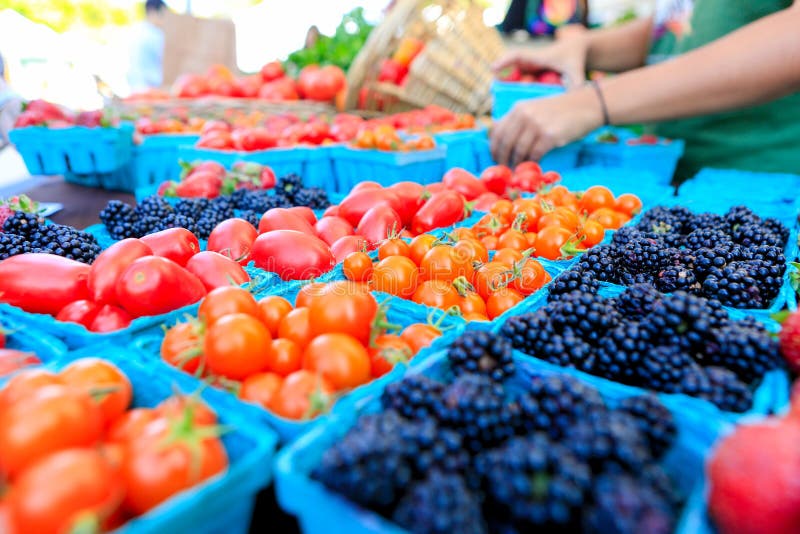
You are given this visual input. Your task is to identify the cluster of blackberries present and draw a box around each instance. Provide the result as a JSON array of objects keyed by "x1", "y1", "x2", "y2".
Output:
[
  {"x1": 0, "y1": 212, "x2": 101, "y2": 263},
  {"x1": 313, "y1": 331, "x2": 680, "y2": 534},
  {"x1": 575, "y1": 205, "x2": 788, "y2": 309},
  {"x1": 99, "y1": 174, "x2": 330, "y2": 241},
  {"x1": 504, "y1": 280, "x2": 784, "y2": 412}
]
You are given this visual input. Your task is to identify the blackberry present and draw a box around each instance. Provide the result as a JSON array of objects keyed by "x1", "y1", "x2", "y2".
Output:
[
  {"x1": 693, "y1": 246, "x2": 734, "y2": 279},
  {"x1": 701, "y1": 321, "x2": 783, "y2": 383},
  {"x1": 29, "y1": 225, "x2": 101, "y2": 264},
  {"x1": 611, "y1": 227, "x2": 656, "y2": 248},
  {"x1": 591, "y1": 322, "x2": 653, "y2": 383},
  {"x1": 563, "y1": 410, "x2": 653, "y2": 474},
  {"x1": 655, "y1": 265, "x2": 700, "y2": 293},
  {"x1": 547, "y1": 291, "x2": 622, "y2": 344},
  {"x1": 132, "y1": 216, "x2": 161, "y2": 237},
  {"x1": 267, "y1": 193, "x2": 292, "y2": 209},
  {"x1": 234, "y1": 190, "x2": 272, "y2": 213},
  {"x1": 618, "y1": 237, "x2": 671, "y2": 275},
  {"x1": 637, "y1": 206, "x2": 691, "y2": 235},
  {"x1": 513, "y1": 374, "x2": 607, "y2": 439},
  {"x1": 174, "y1": 198, "x2": 209, "y2": 218},
  {"x1": 208, "y1": 196, "x2": 236, "y2": 218},
  {"x1": 447, "y1": 330, "x2": 515, "y2": 382},
  {"x1": 500, "y1": 313, "x2": 594, "y2": 368},
  {"x1": 134, "y1": 196, "x2": 173, "y2": 220},
  {"x1": 382, "y1": 375, "x2": 444, "y2": 420},
  {"x1": 276, "y1": 173, "x2": 304, "y2": 199},
  {"x1": 761, "y1": 217, "x2": 790, "y2": 246},
  {"x1": 683, "y1": 228, "x2": 732, "y2": 251},
  {"x1": 154, "y1": 213, "x2": 198, "y2": 234},
  {"x1": 616, "y1": 395, "x2": 677, "y2": 458},
  {"x1": 643, "y1": 292, "x2": 729, "y2": 354},
  {"x1": 98, "y1": 200, "x2": 137, "y2": 239},
  {"x1": 0, "y1": 233, "x2": 31, "y2": 259},
  {"x1": 633, "y1": 346, "x2": 697, "y2": 393},
  {"x1": 619, "y1": 270, "x2": 656, "y2": 286},
  {"x1": 733, "y1": 223, "x2": 783, "y2": 248},
  {"x1": 479, "y1": 434, "x2": 591, "y2": 529},
  {"x1": 613, "y1": 283, "x2": 663, "y2": 320},
  {"x1": 548, "y1": 269, "x2": 599, "y2": 301},
  {"x1": 238, "y1": 210, "x2": 262, "y2": 228},
  {"x1": 749, "y1": 244, "x2": 786, "y2": 263},
  {"x1": 679, "y1": 366, "x2": 753, "y2": 412},
  {"x1": 723, "y1": 205, "x2": 760, "y2": 230},
  {"x1": 2, "y1": 212, "x2": 45, "y2": 237},
  {"x1": 702, "y1": 260, "x2": 784, "y2": 308},
  {"x1": 294, "y1": 187, "x2": 330, "y2": 209},
  {"x1": 435, "y1": 374, "x2": 515, "y2": 453},
  {"x1": 684, "y1": 211, "x2": 724, "y2": 233},
  {"x1": 392, "y1": 471, "x2": 486, "y2": 534},
  {"x1": 576, "y1": 245, "x2": 619, "y2": 282},
  {"x1": 583, "y1": 473, "x2": 674, "y2": 534},
  {"x1": 194, "y1": 215, "x2": 219, "y2": 240}
]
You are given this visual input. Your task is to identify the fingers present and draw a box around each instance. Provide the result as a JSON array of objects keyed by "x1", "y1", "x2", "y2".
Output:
[
  {"x1": 490, "y1": 114, "x2": 523, "y2": 167},
  {"x1": 511, "y1": 126, "x2": 538, "y2": 167},
  {"x1": 492, "y1": 50, "x2": 522, "y2": 72}
]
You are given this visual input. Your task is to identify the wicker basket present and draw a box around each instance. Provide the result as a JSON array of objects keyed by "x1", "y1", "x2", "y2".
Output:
[{"x1": 345, "y1": 0, "x2": 504, "y2": 115}]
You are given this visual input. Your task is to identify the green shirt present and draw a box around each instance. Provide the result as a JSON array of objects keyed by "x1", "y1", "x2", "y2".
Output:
[{"x1": 648, "y1": 0, "x2": 800, "y2": 181}]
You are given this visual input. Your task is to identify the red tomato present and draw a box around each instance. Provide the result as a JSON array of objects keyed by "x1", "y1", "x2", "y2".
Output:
[
  {"x1": 442, "y1": 168, "x2": 488, "y2": 201},
  {"x1": 260, "y1": 61, "x2": 285, "y2": 82},
  {"x1": 107, "y1": 408, "x2": 160, "y2": 444},
  {"x1": 297, "y1": 65, "x2": 346, "y2": 101},
  {"x1": 185, "y1": 251, "x2": 250, "y2": 292},
  {"x1": 88, "y1": 239, "x2": 153, "y2": 306},
  {"x1": 240, "y1": 372, "x2": 283, "y2": 408},
  {"x1": 480, "y1": 165, "x2": 513, "y2": 195},
  {"x1": 196, "y1": 131, "x2": 234, "y2": 150},
  {"x1": 308, "y1": 281, "x2": 378, "y2": 343},
  {"x1": 287, "y1": 207, "x2": 317, "y2": 226},
  {"x1": 160, "y1": 321, "x2": 203, "y2": 374},
  {"x1": 204, "y1": 313, "x2": 272, "y2": 379},
  {"x1": 171, "y1": 73, "x2": 208, "y2": 98},
  {"x1": 315, "y1": 216, "x2": 354, "y2": 246},
  {"x1": 331, "y1": 235, "x2": 370, "y2": 263},
  {"x1": 303, "y1": 333, "x2": 371, "y2": 389},
  {"x1": 115, "y1": 257, "x2": 207, "y2": 317},
  {"x1": 369, "y1": 335, "x2": 413, "y2": 377},
  {"x1": 56, "y1": 299, "x2": 100, "y2": 327},
  {"x1": 411, "y1": 191, "x2": 464, "y2": 234},
  {"x1": 473, "y1": 192, "x2": 502, "y2": 212},
  {"x1": 0, "y1": 254, "x2": 90, "y2": 315},
  {"x1": 338, "y1": 189, "x2": 403, "y2": 227},
  {"x1": 258, "y1": 76, "x2": 299, "y2": 101},
  {"x1": 89, "y1": 305, "x2": 133, "y2": 333},
  {"x1": 251, "y1": 231, "x2": 335, "y2": 280},
  {"x1": 207, "y1": 218, "x2": 258, "y2": 265},
  {"x1": 59, "y1": 358, "x2": 132, "y2": 428},
  {"x1": 388, "y1": 181, "x2": 426, "y2": 226},
  {"x1": 350, "y1": 181, "x2": 383, "y2": 193},
  {"x1": 198, "y1": 286, "x2": 260, "y2": 325},
  {"x1": 7, "y1": 449, "x2": 124, "y2": 534},
  {"x1": 157, "y1": 395, "x2": 218, "y2": 426},
  {"x1": 140, "y1": 228, "x2": 200, "y2": 267},
  {"x1": 269, "y1": 370, "x2": 333, "y2": 420},
  {"x1": 0, "y1": 385, "x2": 104, "y2": 478},
  {"x1": 0, "y1": 349, "x2": 40, "y2": 378},
  {"x1": 258, "y1": 208, "x2": 316, "y2": 235},
  {"x1": 356, "y1": 205, "x2": 403, "y2": 246},
  {"x1": 0, "y1": 369, "x2": 61, "y2": 410}
]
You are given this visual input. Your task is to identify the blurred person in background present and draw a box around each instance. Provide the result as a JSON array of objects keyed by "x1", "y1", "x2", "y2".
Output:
[
  {"x1": 128, "y1": 0, "x2": 168, "y2": 93},
  {"x1": 499, "y1": 0, "x2": 589, "y2": 38},
  {"x1": 490, "y1": 0, "x2": 800, "y2": 181},
  {"x1": 0, "y1": 51, "x2": 22, "y2": 148}
]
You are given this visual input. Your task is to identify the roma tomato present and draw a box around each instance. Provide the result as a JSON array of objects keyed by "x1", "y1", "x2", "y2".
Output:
[
  {"x1": 400, "y1": 323, "x2": 442, "y2": 355},
  {"x1": 287, "y1": 206, "x2": 317, "y2": 226},
  {"x1": 207, "y1": 218, "x2": 258, "y2": 265},
  {"x1": 331, "y1": 235, "x2": 370, "y2": 263},
  {"x1": 0, "y1": 385, "x2": 104, "y2": 478},
  {"x1": 303, "y1": 333, "x2": 371, "y2": 389},
  {"x1": 473, "y1": 192, "x2": 502, "y2": 212},
  {"x1": 343, "y1": 251, "x2": 374, "y2": 282},
  {"x1": 388, "y1": 181, "x2": 426, "y2": 225},
  {"x1": 411, "y1": 191, "x2": 464, "y2": 234},
  {"x1": 60, "y1": 358, "x2": 132, "y2": 428},
  {"x1": 0, "y1": 254, "x2": 90, "y2": 315},
  {"x1": 89, "y1": 305, "x2": 133, "y2": 333},
  {"x1": 269, "y1": 370, "x2": 334, "y2": 420},
  {"x1": 56, "y1": 299, "x2": 100, "y2": 327},
  {"x1": 315, "y1": 216, "x2": 353, "y2": 246},
  {"x1": 338, "y1": 189, "x2": 402, "y2": 227},
  {"x1": 161, "y1": 321, "x2": 203, "y2": 374},
  {"x1": 258, "y1": 208, "x2": 317, "y2": 235},
  {"x1": 88, "y1": 239, "x2": 153, "y2": 306},
  {"x1": 442, "y1": 168, "x2": 487, "y2": 201},
  {"x1": 356, "y1": 205, "x2": 403, "y2": 246},
  {"x1": 240, "y1": 372, "x2": 283, "y2": 408},
  {"x1": 372, "y1": 256, "x2": 419, "y2": 298},
  {"x1": 278, "y1": 308, "x2": 313, "y2": 348},
  {"x1": 204, "y1": 313, "x2": 272, "y2": 379},
  {"x1": 198, "y1": 286, "x2": 260, "y2": 325},
  {"x1": 308, "y1": 281, "x2": 378, "y2": 343},
  {"x1": 185, "y1": 251, "x2": 249, "y2": 292},
  {"x1": 412, "y1": 280, "x2": 460, "y2": 311},
  {"x1": 140, "y1": 228, "x2": 200, "y2": 267},
  {"x1": 7, "y1": 449, "x2": 124, "y2": 534},
  {"x1": 116, "y1": 257, "x2": 207, "y2": 317},
  {"x1": 368, "y1": 335, "x2": 412, "y2": 377},
  {"x1": 266, "y1": 338, "x2": 302, "y2": 376},
  {"x1": 480, "y1": 165, "x2": 513, "y2": 195},
  {"x1": 0, "y1": 350, "x2": 40, "y2": 378},
  {"x1": 251, "y1": 231, "x2": 335, "y2": 280},
  {"x1": 257, "y1": 295, "x2": 293, "y2": 337}
]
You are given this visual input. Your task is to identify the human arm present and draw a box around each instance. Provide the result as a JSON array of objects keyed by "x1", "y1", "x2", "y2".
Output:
[{"x1": 491, "y1": 2, "x2": 800, "y2": 166}]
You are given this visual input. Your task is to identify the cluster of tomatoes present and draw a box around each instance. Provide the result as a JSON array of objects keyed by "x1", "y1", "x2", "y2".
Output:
[
  {"x1": 351, "y1": 124, "x2": 435, "y2": 151},
  {"x1": 498, "y1": 67, "x2": 563, "y2": 85},
  {"x1": 160, "y1": 283, "x2": 443, "y2": 420},
  {"x1": 0, "y1": 357, "x2": 228, "y2": 533},
  {"x1": 14, "y1": 99, "x2": 105, "y2": 129},
  {"x1": 343, "y1": 230, "x2": 551, "y2": 322},
  {"x1": 0, "y1": 230, "x2": 249, "y2": 332},
  {"x1": 376, "y1": 37, "x2": 425, "y2": 86},
  {"x1": 471, "y1": 185, "x2": 642, "y2": 260},
  {"x1": 158, "y1": 160, "x2": 276, "y2": 199},
  {"x1": 442, "y1": 165, "x2": 562, "y2": 213}
]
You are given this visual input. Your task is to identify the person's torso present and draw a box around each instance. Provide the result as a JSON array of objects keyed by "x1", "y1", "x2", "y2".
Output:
[
  {"x1": 526, "y1": 0, "x2": 586, "y2": 35},
  {"x1": 646, "y1": 0, "x2": 800, "y2": 179}
]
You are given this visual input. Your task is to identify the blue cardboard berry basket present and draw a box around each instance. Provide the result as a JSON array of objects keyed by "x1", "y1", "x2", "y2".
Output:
[
  {"x1": 274, "y1": 350, "x2": 726, "y2": 534},
  {"x1": 472, "y1": 136, "x2": 582, "y2": 174},
  {"x1": 578, "y1": 128, "x2": 685, "y2": 184},
  {"x1": 1, "y1": 344, "x2": 279, "y2": 534},
  {"x1": 431, "y1": 127, "x2": 487, "y2": 175},
  {"x1": 129, "y1": 133, "x2": 201, "y2": 190},
  {"x1": 491, "y1": 80, "x2": 565, "y2": 120},
  {"x1": 331, "y1": 145, "x2": 447, "y2": 192},
  {"x1": 0, "y1": 312, "x2": 68, "y2": 361}
]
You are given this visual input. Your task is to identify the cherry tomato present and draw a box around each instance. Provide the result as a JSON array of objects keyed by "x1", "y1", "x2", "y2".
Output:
[
  {"x1": 296, "y1": 282, "x2": 326, "y2": 308},
  {"x1": 372, "y1": 256, "x2": 419, "y2": 298},
  {"x1": 400, "y1": 324, "x2": 441, "y2": 355},
  {"x1": 240, "y1": 372, "x2": 284, "y2": 408},
  {"x1": 474, "y1": 262, "x2": 513, "y2": 300},
  {"x1": 56, "y1": 299, "x2": 100, "y2": 328},
  {"x1": 589, "y1": 207, "x2": 627, "y2": 229},
  {"x1": 204, "y1": 313, "x2": 272, "y2": 379},
  {"x1": 331, "y1": 235, "x2": 371, "y2": 263},
  {"x1": 412, "y1": 280, "x2": 460, "y2": 311},
  {"x1": 198, "y1": 286, "x2": 260, "y2": 325},
  {"x1": 378, "y1": 238, "x2": 411, "y2": 260},
  {"x1": 511, "y1": 259, "x2": 548, "y2": 295},
  {"x1": 107, "y1": 408, "x2": 160, "y2": 444},
  {"x1": 161, "y1": 321, "x2": 203, "y2": 374},
  {"x1": 419, "y1": 245, "x2": 474, "y2": 283},
  {"x1": 497, "y1": 229, "x2": 529, "y2": 251},
  {"x1": 278, "y1": 308, "x2": 313, "y2": 348},
  {"x1": 308, "y1": 281, "x2": 378, "y2": 343},
  {"x1": 0, "y1": 369, "x2": 61, "y2": 409},
  {"x1": 88, "y1": 239, "x2": 153, "y2": 306},
  {"x1": 302, "y1": 333, "x2": 371, "y2": 389},
  {"x1": 579, "y1": 219, "x2": 606, "y2": 248},
  {"x1": 269, "y1": 370, "x2": 334, "y2": 420},
  {"x1": 579, "y1": 185, "x2": 615, "y2": 214},
  {"x1": 481, "y1": 235, "x2": 499, "y2": 251},
  {"x1": 494, "y1": 248, "x2": 525, "y2": 267},
  {"x1": 368, "y1": 335, "x2": 412, "y2": 377},
  {"x1": 343, "y1": 252, "x2": 374, "y2": 282},
  {"x1": 486, "y1": 287, "x2": 524, "y2": 319},
  {"x1": 456, "y1": 289, "x2": 488, "y2": 317},
  {"x1": 614, "y1": 193, "x2": 643, "y2": 217},
  {"x1": 480, "y1": 165, "x2": 513, "y2": 195},
  {"x1": 59, "y1": 358, "x2": 132, "y2": 428},
  {"x1": 257, "y1": 296, "x2": 293, "y2": 337},
  {"x1": 454, "y1": 238, "x2": 489, "y2": 264},
  {"x1": 157, "y1": 395, "x2": 218, "y2": 426},
  {"x1": 534, "y1": 226, "x2": 578, "y2": 260},
  {"x1": 408, "y1": 234, "x2": 438, "y2": 266},
  {"x1": 265, "y1": 338, "x2": 303, "y2": 376}
]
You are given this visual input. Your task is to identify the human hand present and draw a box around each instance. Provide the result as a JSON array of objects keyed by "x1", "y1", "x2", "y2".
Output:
[
  {"x1": 490, "y1": 86, "x2": 603, "y2": 167},
  {"x1": 493, "y1": 37, "x2": 589, "y2": 89}
]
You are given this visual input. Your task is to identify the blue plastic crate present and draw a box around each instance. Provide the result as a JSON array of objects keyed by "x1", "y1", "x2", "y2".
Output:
[
  {"x1": 274, "y1": 350, "x2": 726, "y2": 534},
  {"x1": 10, "y1": 124, "x2": 134, "y2": 177},
  {"x1": 431, "y1": 128, "x2": 487, "y2": 175},
  {"x1": 130, "y1": 133, "x2": 200, "y2": 190},
  {"x1": 491, "y1": 80, "x2": 565, "y2": 120},
  {"x1": 331, "y1": 145, "x2": 447, "y2": 191},
  {"x1": 6, "y1": 344, "x2": 278, "y2": 534},
  {"x1": 472, "y1": 136, "x2": 582, "y2": 174},
  {"x1": 579, "y1": 128, "x2": 685, "y2": 184}
]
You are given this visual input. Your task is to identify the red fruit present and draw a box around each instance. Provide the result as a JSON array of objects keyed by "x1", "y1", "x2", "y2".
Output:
[
  {"x1": 207, "y1": 218, "x2": 258, "y2": 265},
  {"x1": 315, "y1": 217, "x2": 353, "y2": 246},
  {"x1": 260, "y1": 61, "x2": 285, "y2": 83},
  {"x1": 140, "y1": 228, "x2": 200, "y2": 267},
  {"x1": 330, "y1": 236, "x2": 370, "y2": 263},
  {"x1": 56, "y1": 300, "x2": 100, "y2": 327},
  {"x1": 115, "y1": 257, "x2": 207, "y2": 317},
  {"x1": 779, "y1": 311, "x2": 800, "y2": 373},
  {"x1": 185, "y1": 251, "x2": 249, "y2": 292},
  {"x1": 250, "y1": 231, "x2": 335, "y2": 280},
  {"x1": 708, "y1": 419, "x2": 800, "y2": 534},
  {"x1": 258, "y1": 208, "x2": 316, "y2": 235},
  {"x1": 480, "y1": 165, "x2": 513, "y2": 195},
  {"x1": 90, "y1": 305, "x2": 133, "y2": 332},
  {"x1": 88, "y1": 239, "x2": 153, "y2": 306},
  {"x1": 0, "y1": 206, "x2": 15, "y2": 230},
  {"x1": 442, "y1": 168, "x2": 487, "y2": 201},
  {"x1": 356, "y1": 205, "x2": 403, "y2": 246}
]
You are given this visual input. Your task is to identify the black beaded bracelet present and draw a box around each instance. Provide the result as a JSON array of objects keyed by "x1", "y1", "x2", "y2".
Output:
[{"x1": 589, "y1": 80, "x2": 611, "y2": 126}]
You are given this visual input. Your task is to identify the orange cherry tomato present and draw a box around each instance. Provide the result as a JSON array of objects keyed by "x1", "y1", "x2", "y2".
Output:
[
  {"x1": 462, "y1": 312, "x2": 489, "y2": 322},
  {"x1": 372, "y1": 256, "x2": 419, "y2": 298},
  {"x1": 277, "y1": 307, "x2": 313, "y2": 348},
  {"x1": 457, "y1": 290, "x2": 488, "y2": 317},
  {"x1": 377, "y1": 238, "x2": 410, "y2": 260},
  {"x1": 419, "y1": 245, "x2": 474, "y2": 283},
  {"x1": 472, "y1": 213, "x2": 510, "y2": 238},
  {"x1": 368, "y1": 334, "x2": 413, "y2": 377},
  {"x1": 240, "y1": 373, "x2": 283, "y2": 409},
  {"x1": 303, "y1": 333, "x2": 371, "y2": 390},
  {"x1": 474, "y1": 261, "x2": 513, "y2": 300},
  {"x1": 412, "y1": 280, "x2": 460, "y2": 311},
  {"x1": 490, "y1": 199, "x2": 514, "y2": 218},
  {"x1": 400, "y1": 323, "x2": 442, "y2": 355},
  {"x1": 579, "y1": 185, "x2": 615, "y2": 214},
  {"x1": 480, "y1": 235, "x2": 499, "y2": 251},
  {"x1": 257, "y1": 296, "x2": 293, "y2": 337},
  {"x1": 524, "y1": 232, "x2": 537, "y2": 248},
  {"x1": 579, "y1": 219, "x2": 606, "y2": 248},
  {"x1": 408, "y1": 234, "x2": 438, "y2": 266},
  {"x1": 494, "y1": 248, "x2": 525, "y2": 267},
  {"x1": 343, "y1": 252, "x2": 374, "y2": 282},
  {"x1": 198, "y1": 286, "x2": 260, "y2": 325},
  {"x1": 614, "y1": 193, "x2": 643, "y2": 217},
  {"x1": 511, "y1": 259, "x2": 547, "y2": 295},
  {"x1": 590, "y1": 208, "x2": 627, "y2": 229},
  {"x1": 534, "y1": 226, "x2": 578, "y2": 260},
  {"x1": 486, "y1": 287, "x2": 524, "y2": 319},
  {"x1": 295, "y1": 282, "x2": 326, "y2": 308},
  {"x1": 266, "y1": 338, "x2": 303, "y2": 376},
  {"x1": 451, "y1": 228, "x2": 477, "y2": 241},
  {"x1": 497, "y1": 229, "x2": 529, "y2": 251}
]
